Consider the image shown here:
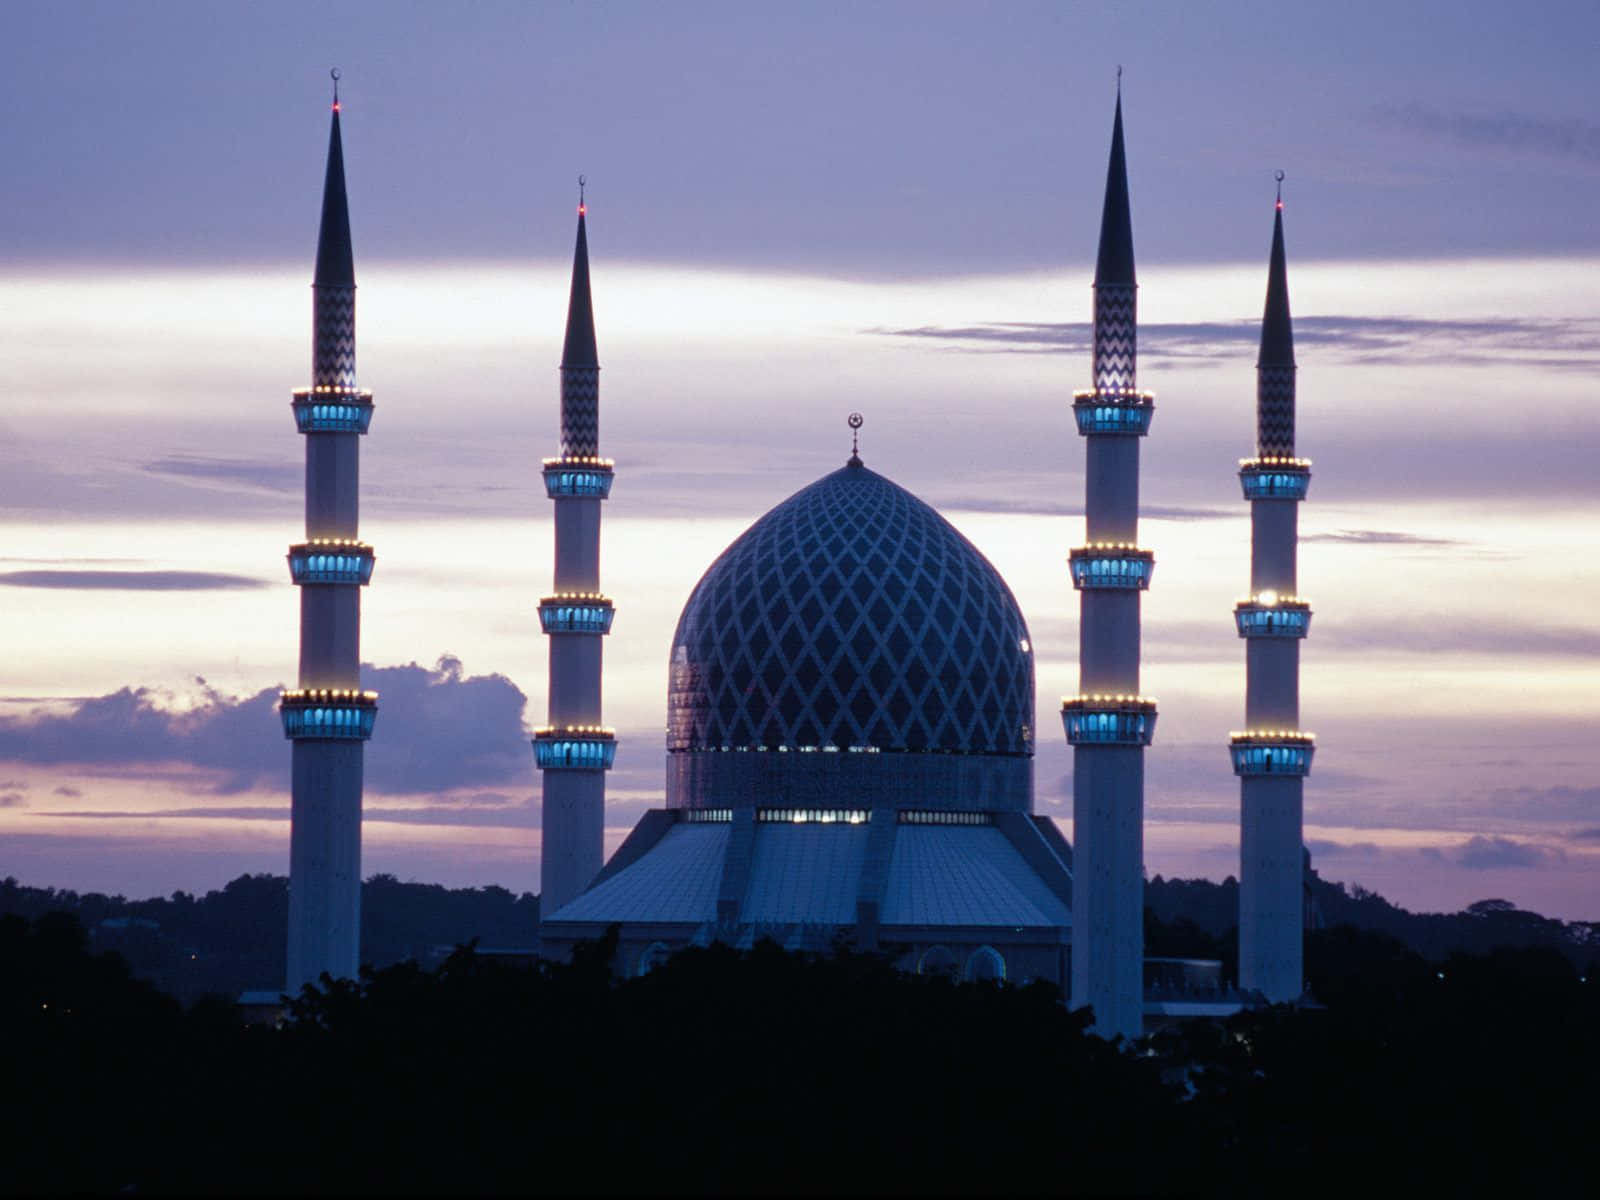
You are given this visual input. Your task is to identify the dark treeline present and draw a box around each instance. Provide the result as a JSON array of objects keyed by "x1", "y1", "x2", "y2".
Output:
[
  {"x1": 0, "y1": 874, "x2": 539, "y2": 1002},
  {"x1": 3, "y1": 912, "x2": 1594, "y2": 1194},
  {"x1": 4, "y1": 869, "x2": 1594, "y2": 1003}
]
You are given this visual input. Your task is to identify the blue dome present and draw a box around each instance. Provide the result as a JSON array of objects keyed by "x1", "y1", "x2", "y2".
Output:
[{"x1": 667, "y1": 463, "x2": 1035, "y2": 758}]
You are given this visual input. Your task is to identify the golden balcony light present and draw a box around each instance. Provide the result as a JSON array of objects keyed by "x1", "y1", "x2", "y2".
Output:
[
  {"x1": 293, "y1": 386, "x2": 374, "y2": 398},
  {"x1": 1071, "y1": 542, "x2": 1150, "y2": 553},
  {"x1": 1236, "y1": 592, "x2": 1309, "y2": 607},
  {"x1": 541, "y1": 592, "x2": 612, "y2": 603},
  {"x1": 533, "y1": 725, "x2": 616, "y2": 737},
  {"x1": 1238, "y1": 456, "x2": 1312, "y2": 468},
  {"x1": 1062, "y1": 694, "x2": 1158, "y2": 707},
  {"x1": 1229, "y1": 730, "x2": 1316, "y2": 742},
  {"x1": 541, "y1": 455, "x2": 615, "y2": 468},
  {"x1": 281, "y1": 689, "x2": 379, "y2": 703}
]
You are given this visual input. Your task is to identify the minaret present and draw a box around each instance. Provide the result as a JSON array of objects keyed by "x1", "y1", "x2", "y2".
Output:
[
  {"x1": 1233, "y1": 176, "x2": 1314, "y2": 1002},
  {"x1": 535, "y1": 182, "x2": 616, "y2": 920},
  {"x1": 1062, "y1": 85, "x2": 1157, "y2": 1041},
  {"x1": 281, "y1": 72, "x2": 378, "y2": 993}
]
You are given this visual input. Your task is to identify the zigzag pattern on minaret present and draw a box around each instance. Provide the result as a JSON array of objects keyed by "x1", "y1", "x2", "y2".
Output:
[
  {"x1": 1093, "y1": 284, "x2": 1137, "y2": 393},
  {"x1": 560, "y1": 366, "x2": 600, "y2": 457},
  {"x1": 1256, "y1": 364, "x2": 1296, "y2": 455},
  {"x1": 313, "y1": 287, "x2": 356, "y2": 389}
]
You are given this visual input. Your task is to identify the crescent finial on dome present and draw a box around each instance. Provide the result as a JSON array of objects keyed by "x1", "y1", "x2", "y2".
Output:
[{"x1": 847, "y1": 412, "x2": 864, "y2": 467}]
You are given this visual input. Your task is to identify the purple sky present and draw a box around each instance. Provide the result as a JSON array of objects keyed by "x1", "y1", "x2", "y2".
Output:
[{"x1": 1, "y1": 1, "x2": 1597, "y2": 919}]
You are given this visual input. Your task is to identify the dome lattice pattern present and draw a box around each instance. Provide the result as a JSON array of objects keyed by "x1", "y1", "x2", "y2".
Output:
[{"x1": 668, "y1": 465, "x2": 1034, "y2": 756}]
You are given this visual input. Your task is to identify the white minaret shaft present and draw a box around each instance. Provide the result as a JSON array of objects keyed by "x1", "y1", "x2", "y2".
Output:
[
  {"x1": 1233, "y1": 183, "x2": 1314, "y2": 1003},
  {"x1": 282, "y1": 86, "x2": 378, "y2": 993},
  {"x1": 536, "y1": 196, "x2": 616, "y2": 920},
  {"x1": 1064, "y1": 91, "x2": 1156, "y2": 1042}
]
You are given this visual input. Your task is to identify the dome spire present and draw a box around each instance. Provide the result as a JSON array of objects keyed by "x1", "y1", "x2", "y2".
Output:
[
  {"x1": 1094, "y1": 74, "x2": 1135, "y2": 287},
  {"x1": 847, "y1": 412, "x2": 864, "y2": 467},
  {"x1": 561, "y1": 175, "x2": 599, "y2": 369},
  {"x1": 314, "y1": 69, "x2": 354, "y2": 288}
]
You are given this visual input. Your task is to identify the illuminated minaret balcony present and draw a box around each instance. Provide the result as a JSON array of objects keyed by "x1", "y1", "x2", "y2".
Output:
[
  {"x1": 1238, "y1": 456, "x2": 1311, "y2": 501},
  {"x1": 533, "y1": 726, "x2": 618, "y2": 770},
  {"x1": 292, "y1": 386, "x2": 375, "y2": 434},
  {"x1": 1229, "y1": 731, "x2": 1315, "y2": 777},
  {"x1": 287, "y1": 539, "x2": 375, "y2": 586},
  {"x1": 1233, "y1": 591, "x2": 1311, "y2": 638},
  {"x1": 538, "y1": 593, "x2": 615, "y2": 635},
  {"x1": 542, "y1": 455, "x2": 615, "y2": 499},
  {"x1": 1069, "y1": 543, "x2": 1155, "y2": 590},
  {"x1": 1072, "y1": 388, "x2": 1155, "y2": 436},
  {"x1": 280, "y1": 690, "x2": 378, "y2": 741},
  {"x1": 1061, "y1": 695, "x2": 1158, "y2": 747}
]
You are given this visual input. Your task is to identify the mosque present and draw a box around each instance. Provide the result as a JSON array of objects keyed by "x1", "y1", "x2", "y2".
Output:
[{"x1": 282, "y1": 81, "x2": 1312, "y2": 1039}]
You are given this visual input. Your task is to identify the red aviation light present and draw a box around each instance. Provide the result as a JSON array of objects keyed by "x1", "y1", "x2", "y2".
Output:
[{"x1": 578, "y1": 203, "x2": 586, "y2": 215}]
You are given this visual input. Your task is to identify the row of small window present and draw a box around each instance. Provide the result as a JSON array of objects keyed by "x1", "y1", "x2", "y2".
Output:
[
  {"x1": 917, "y1": 944, "x2": 1006, "y2": 982},
  {"x1": 532, "y1": 737, "x2": 618, "y2": 770},
  {"x1": 1234, "y1": 608, "x2": 1311, "y2": 638},
  {"x1": 1073, "y1": 404, "x2": 1154, "y2": 436},
  {"x1": 756, "y1": 809, "x2": 869, "y2": 824},
  {"x1": 1239, "y1": 470, "x2": 1310, "y2": 500},
  {"x1": 1062, "y1": 710, "x2": 1158, "y2": 746},
  {"x1": 280, "y1": 705, "x2": 378, "y2": 740},
  {"x1": 1229, "y1": 744, "x2": 1315, "y2": 776},
  {"x1": 542, "y1": 469, "x2": 615, "y2": 498},
  {"x1": 681, "y1": 809, "x2": 734, "y2": 823},
  {"x1": 292, "y1": 402, "x2": 374, "y2": 434},
  {"x1": 1070, "y1": 556, "x2": 1154, "y2": 590},
  {"x1": 288, "y1": 552, "x2": 375, "y2": 586},
  {"x1": 899, "y1": 810, "x2": 991, "y2": 825},
  {"x1": 538, "y1": 604, "x2": 616, "y2": 635}
]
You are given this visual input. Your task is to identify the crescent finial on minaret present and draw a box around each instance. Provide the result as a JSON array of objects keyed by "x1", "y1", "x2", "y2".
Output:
[{"x1": 330, "y1": 67, "x2": 341, "y2": 111}]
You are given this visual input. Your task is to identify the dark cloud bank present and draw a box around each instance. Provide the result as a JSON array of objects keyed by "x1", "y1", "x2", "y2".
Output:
[
  {"x1": 871, "y1": 314, "x2": 1600, "y2": 369},
  {"x1": 0, "y1": 570, "x2": 266, "y2": 592},
  {"x1": 0, "y1": 657, "x2": 530, "y2": 796}
]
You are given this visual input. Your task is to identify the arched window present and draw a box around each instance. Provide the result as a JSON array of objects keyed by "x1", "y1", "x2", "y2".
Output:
[
  {"x1": 635, "y1": 941, "x2": 672, "y2": 977},
  {"x1": 917, "y1": 945, "x2": 957, "y2": 977},
  {"x1": 964, "y1": 945, "x2": 1006, "y2": 983}
]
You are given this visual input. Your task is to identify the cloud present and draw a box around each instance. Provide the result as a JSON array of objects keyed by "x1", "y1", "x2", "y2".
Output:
[
  {"x1": 142, "y1": 455, "x2": 299, "y2": 495},
  {"x1": 936, "y1": 495, "x2": 1234, "y2": 521},
  {"x1": 0, "y1": 657, "x2": 532, "y2": 796},
  {"x1": 1303, "y1": 529, "x2": 1460, "y2": 547},
  {"x1": 1423, "y1": 835, "x2": 1565, "y2": 871},
  {"x1": 0, "y1": 570, "x2": 267, "y2": 591},
  {"x1": 52, "y1": 786, "x2": 82, "y2": 798},
  {"x1": 1570, "y1": 828, "x2": 1600, "y2": 843},
  {"x1": 1307, "y1": 839, "x2": 1382, "y2": 859},
  {"x1": 868, "y1": 315, "x2": 1600, "y2": 370},
  {"x1": 0, "y1": 792, "x2": 26, "y2": 808},
  {"x1": 1373, "y1": 103, "x2": 1600, "y2": 166}
]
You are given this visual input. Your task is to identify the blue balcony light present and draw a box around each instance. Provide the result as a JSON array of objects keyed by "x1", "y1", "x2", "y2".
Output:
[
  {"x1": 1233, "y1": 592, "x2": 1311, "y2": 638},
  {"x1": 287, "y1": 540, "x2": 376, "y2": 586},
  {"x1": 279, "y1": 689, "x2": 378, "y2": 740},
  {"x1": 532, "y1": 726, "x2": 617, "y2": 770},
  {"x1": 1239, "y1": 456, "x2": 1311, "y2": 500},
  {"x1": 542, "y1": 456, "x2": 615, "y2": 499},
  {"x1": 292, "y1": 388, "x2": 375, "y2": 434},
  {"x1": 1072, "y1": 389, "x2": 1155, "y2": 436},
  {"x1": 1069, "y1": 544, "x2": 1155, "y2": 590},
  {"x1": 538, "y1": 593, "x2": 615, "y2": 635},
  {"x1": 1229, "y1": 731, "x2": 1315, "y2": 777},
  {"x1": 1061, "y1": 695, "x2": 1158, "y2": 746}
]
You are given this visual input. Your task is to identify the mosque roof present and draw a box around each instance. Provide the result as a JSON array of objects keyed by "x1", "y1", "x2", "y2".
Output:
[
  {"x1": 544, "y1": 817, "x2": 1070, "y2": 932},
  {"x1": 666, "y1": 461, "x2": 1034, "y2": 759}
]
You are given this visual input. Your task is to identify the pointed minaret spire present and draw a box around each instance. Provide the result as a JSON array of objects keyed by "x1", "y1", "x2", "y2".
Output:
[
  {"x1": 1233, "y1": 173, "x2": 1314, "y2": 1005},
  {"x1": 537, "y1": 183, "x2": 615, "y2": 922},
  {"x1": 1256, "y1": 172, "x2": 1296, "y2": 456},
  {"x1": 559, "y1": 177, "x2": 600, "y2": 457},
  {"x1": 282, "y1": 73, "x2": 377, "y2": 994},
  {"x1": 314, "y1": 70, "x2": 355, "y2": 290},
  {"x1": 1064, "y1": 79, "x2": 1156, "y2": 1041},
  {"x1": 1094, "y1": 82, "x2": 1136, "y2": 289}
]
